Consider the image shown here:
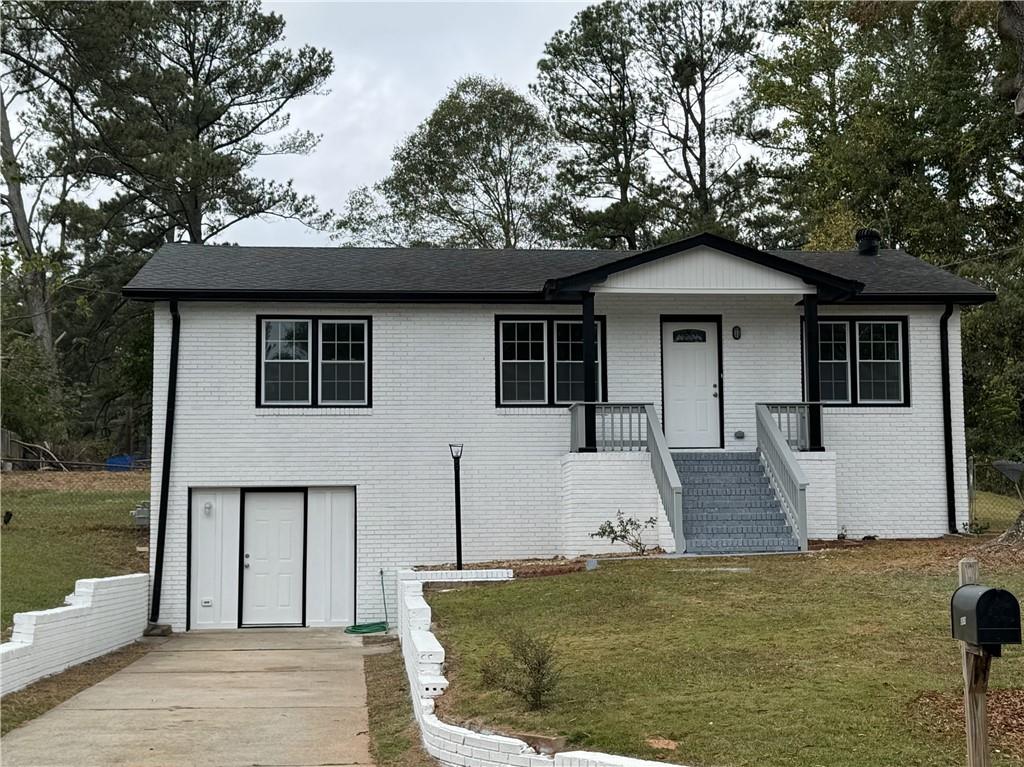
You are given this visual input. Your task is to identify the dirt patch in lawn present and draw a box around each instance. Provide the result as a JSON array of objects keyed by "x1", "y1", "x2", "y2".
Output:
[
  {"x1": 1, "y1": 640, "x2": 153, "y2": 735},
  {"x1": 2, "y1": 470, "x2": 150, "y2": 492},
  {"x1": 914, "y1": 689, "x2": 1024, "y2": 762}
]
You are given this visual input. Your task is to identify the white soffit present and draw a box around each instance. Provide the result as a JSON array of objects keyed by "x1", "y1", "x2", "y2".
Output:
[{"x1": 593, "y1": 245, "x2": 813, "y2": 294}]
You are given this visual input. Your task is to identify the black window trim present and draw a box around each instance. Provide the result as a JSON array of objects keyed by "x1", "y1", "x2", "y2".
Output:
[
  {"x1": 494, "y1": 314, "x2": 608, "y2": 408},
  {"x1": 802, "y1": 315, "x2": 910, "y2": 408},
  {"x1": 256, "y1": 314, "x2": 373, "y2": 408}
]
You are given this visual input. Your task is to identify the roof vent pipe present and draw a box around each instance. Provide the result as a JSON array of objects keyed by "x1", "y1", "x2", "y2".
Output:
[{"x1": 855, "y1": 227, "x2": 881, "y2": 256}]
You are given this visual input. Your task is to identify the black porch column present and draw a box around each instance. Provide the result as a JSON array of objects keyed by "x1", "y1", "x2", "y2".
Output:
[
  {"x1": 582, "y1": 291, "x2": 598, "y2": 451},
  {"x1": 803, "y1": 293, "x2": 824, "y2": 451}
]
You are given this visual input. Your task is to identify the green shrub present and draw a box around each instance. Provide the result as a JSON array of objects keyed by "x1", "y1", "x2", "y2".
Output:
[{"x1": 480, "y1": 627, "x2": 561, "y2": 710}]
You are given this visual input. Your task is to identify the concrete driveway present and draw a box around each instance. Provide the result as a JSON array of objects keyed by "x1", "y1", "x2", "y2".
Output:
[{"x1": 1, "y1": 629, "x2": 379, "y2": 767}]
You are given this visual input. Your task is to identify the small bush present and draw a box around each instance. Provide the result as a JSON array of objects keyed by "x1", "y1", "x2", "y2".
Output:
[
  {"x1": 480, "y1": 627, "x2": 561, "y2": 710},
  {"x1": 590, "y1": 510, "x2": 658, "y2": 554}
]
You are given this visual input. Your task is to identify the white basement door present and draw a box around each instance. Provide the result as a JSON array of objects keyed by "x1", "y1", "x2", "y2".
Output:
[{"x1": 242, "y1": 491, "x2": 304, "y2": 627}]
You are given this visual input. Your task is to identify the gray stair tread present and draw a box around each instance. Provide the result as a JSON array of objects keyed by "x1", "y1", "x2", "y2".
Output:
[{"x1": 673, "y1": 451, "x2": 799, "y2": 555}]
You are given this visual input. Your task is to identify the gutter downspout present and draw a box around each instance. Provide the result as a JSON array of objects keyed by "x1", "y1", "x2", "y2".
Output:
[
  {"x1": 148, "y1": 300, "x2": 180, "y2": 630},
  {"x1": 939, "y1": 303, "x2": 957, "y2": 533}
]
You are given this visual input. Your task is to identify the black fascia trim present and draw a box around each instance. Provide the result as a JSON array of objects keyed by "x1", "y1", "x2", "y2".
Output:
[
  {"x1": 801, "y1": 315, "x2": 912, "y2": 408},
  {"x1": 495, "y1": 314, "x2": 609, "y2": 408},
  {"x1": 150, "y1": 300, "x2": 180, "y2": 625},
  {"x1": 939, "y1": 304, "x2": 957, "y2": 532},
  {"x1": 122, "y1": 289, "x2": 578, "y2": 304},
  {"x1": 836, "y1": 292, "x2": 996, "y2": 306},
  {"x1": 256, "y1": 315, "x2": 373, "y2": 409},
  {"x1": 545, "y1": 232, "x2": 865, "y2": 296},
  {"x1": 660, "y1": 315, "x2": 726, "y2": 450},
  {"x1": 238, "y1": 487, "x2": 309, "y2": 629}
]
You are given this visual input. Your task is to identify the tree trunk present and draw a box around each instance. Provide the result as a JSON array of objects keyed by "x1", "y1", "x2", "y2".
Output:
[
  {"x1": 1, "y1": 88, "x2": 57, "y2": 361},
  {"x1": 998, "y1": 1, "x2": 1024, "y2": 117}
]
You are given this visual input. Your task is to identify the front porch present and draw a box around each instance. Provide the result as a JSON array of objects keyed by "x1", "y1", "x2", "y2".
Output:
[{"x1": 566, "y1": 401, "x2": 836, "y2": 555}]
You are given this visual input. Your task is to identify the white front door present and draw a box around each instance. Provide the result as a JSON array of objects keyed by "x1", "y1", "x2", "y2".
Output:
[
  {"x1": 242, "y1": 492, "x2": 304, "y2": 626},
  {"x1": 662, "y1": 321, "x2": 721, "y2": 448}
]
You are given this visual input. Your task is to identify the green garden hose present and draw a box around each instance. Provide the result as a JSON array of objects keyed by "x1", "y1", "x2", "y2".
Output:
[{"x1": 344, "y1": 568, "x2": 389, "y2": 634}]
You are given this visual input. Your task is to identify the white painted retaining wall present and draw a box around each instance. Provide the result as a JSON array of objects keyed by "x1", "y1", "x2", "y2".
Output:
[
  {"x1": 560, "y1": 453, "x2": 676, "y2": 556},
  {"x1": 397, "y1": 569, "x2": 689, "y2": 767},
  {"x1": 0, "y1": 574, "x2": 148, "y2": 696}
]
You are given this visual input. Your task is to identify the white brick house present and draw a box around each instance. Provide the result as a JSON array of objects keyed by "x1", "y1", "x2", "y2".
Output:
[{"x1": 123, "y1": 231, "x2": 994, "y2": 631}]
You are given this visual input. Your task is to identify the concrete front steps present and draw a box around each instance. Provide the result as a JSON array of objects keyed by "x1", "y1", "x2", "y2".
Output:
[{"x1": 672, "y1": 451, "x2": 799, "y2": 555}]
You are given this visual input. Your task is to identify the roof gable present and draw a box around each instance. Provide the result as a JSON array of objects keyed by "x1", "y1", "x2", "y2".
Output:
[
  {"x1": 546, "y1": 232, "x2": 864, "y2": 300},
  {"x1": 595, "y1": 244, "x2": 812, "y2": 294}
]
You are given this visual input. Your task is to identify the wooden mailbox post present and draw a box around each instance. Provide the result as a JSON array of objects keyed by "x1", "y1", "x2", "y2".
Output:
[{"x1": 951, "y1": 558, "x2": 1021, "y2": 767}]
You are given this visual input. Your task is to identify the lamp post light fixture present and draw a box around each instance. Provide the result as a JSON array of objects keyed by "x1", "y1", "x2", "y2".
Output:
[{"x1": 449, "y1": 443, "x2": 464, "y2": 570}]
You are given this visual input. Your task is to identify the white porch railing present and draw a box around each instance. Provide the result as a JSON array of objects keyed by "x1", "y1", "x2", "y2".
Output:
[
  {"x1": 762, "y1": 402, "x2": 823, "y2": 451},
  {"x1": 755, "y1": 403, "x2": 809, "y2": 550},
  {"x1": 568, "y1": 403, "x2": 684, "y2": 552}
]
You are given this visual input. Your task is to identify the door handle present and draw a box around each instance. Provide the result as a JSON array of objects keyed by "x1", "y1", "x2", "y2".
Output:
[
  {"x1": 244, "y1": 562, "x2": 251, "y2": 568},
  {"x1": 713, "y1": 392, "x2": 718, "y2": 398}
]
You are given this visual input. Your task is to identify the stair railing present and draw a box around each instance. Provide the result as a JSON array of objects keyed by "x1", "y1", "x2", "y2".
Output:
[
  {"x1": 568, "y1": 403, "x2": 685, "y2": 552},
  {"x1": 755, "y1": 403, "x2": 809, "y2": 551}
]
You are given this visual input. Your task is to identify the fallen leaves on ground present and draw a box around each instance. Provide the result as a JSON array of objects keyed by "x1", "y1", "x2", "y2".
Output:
[{"x1": 914, "y1": 688, "x2": 1024, "y2": 762}]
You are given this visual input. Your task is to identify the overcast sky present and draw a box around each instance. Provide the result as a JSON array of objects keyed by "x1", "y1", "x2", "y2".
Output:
[{"x1": 226, "y1": 1, "x2": 592, "y2": 247}]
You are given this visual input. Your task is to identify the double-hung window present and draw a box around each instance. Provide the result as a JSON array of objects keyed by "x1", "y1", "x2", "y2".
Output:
[
  {"x1": 554, "y1": 320, "x2": 603, "y2": 404},
  {"x1": 497, "y1": 316, "x2": 605, "y2": 406},
  {"x1": 258, "y1": 316, "x2": 371, "y2": 407},
  {"x1": 262, "y1": 319, "x2": 312, "y2": 405},
  {"x1": 808, "y1": 317, "x2": 908, "y2": 406},
  {"x1": 500, "y1": 320, "x2": 548, "y2": 404},
  {"x1": 856, "y1": 321, "x2": 903, "y2": 404},
  {"x1": 818, "y1": 322, "x2": 850, "y2": 403},
  {"x1": 320, "y1": 320, "x2": 369, "y2": 405}
]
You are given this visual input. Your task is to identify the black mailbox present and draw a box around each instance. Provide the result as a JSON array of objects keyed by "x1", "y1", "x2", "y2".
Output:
[{"x1": 950, "y1": 584, "x2": 1021, "y2": 652}]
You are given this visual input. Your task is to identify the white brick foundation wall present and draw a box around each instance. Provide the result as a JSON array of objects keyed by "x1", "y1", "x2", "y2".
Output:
[
  {"x1": 796, "y1": 451, "x2": 839, "y2": 539},
  {"x1": 397, "y1": 570, "x2": 689, "y2": 767},
  {"x1": 560, "y1": 453, "x2": 676, "y2": 556},
  {"x1": 0, "y1": 574, "x2": 149, "y2": 696}
]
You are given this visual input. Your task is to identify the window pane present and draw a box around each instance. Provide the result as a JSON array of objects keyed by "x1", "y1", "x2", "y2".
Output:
[
  {"x1": 817, "y1": 323, "x2": 849, "y2": 402},
  {"x1": 264, "y1": 360, "x2": 309, "y2": 403},
  {"x1": 673, "y1": 329, "x2": 706, "y2": 343},
  {"x1": 321, "y1": 359, "x2": 366, "y2": 404}
]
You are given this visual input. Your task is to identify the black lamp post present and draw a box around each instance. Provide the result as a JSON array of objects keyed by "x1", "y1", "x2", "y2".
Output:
[{"x1": 449, "y1": 443, "x2": 464, "y2": 570}]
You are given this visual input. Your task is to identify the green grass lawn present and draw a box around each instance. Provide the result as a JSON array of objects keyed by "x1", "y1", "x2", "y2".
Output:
[
  {"x1": 1, "y1": 480, "x2": 149, "y2": 635},
  {"x1": 430, "y1": 540, "x2": 1024, "y2": 767}
]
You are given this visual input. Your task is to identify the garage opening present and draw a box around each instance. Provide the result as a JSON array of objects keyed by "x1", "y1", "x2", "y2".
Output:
[{"x1": 189, "y1": 487, "x2": 355, "y2": 630}]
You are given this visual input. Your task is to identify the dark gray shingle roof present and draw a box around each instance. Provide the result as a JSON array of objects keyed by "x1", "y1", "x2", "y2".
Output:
[
  {"x1": 770, "y1": 249, "x2": 993, "y2": 301},
  {"x1": 123, "y1": 241, "x2": 994, "y2": 303},
  {"x1": 123, "y1": 243, "x2": 616, "y2": 296}
]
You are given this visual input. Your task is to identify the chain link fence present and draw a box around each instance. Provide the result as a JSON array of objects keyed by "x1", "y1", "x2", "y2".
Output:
[
  {"x1": 968, "y1": 456, "x2": 1024, "y2": 534},
  {"x1": 1, "y1": 460, "x2": 151, "y2": 634}
]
